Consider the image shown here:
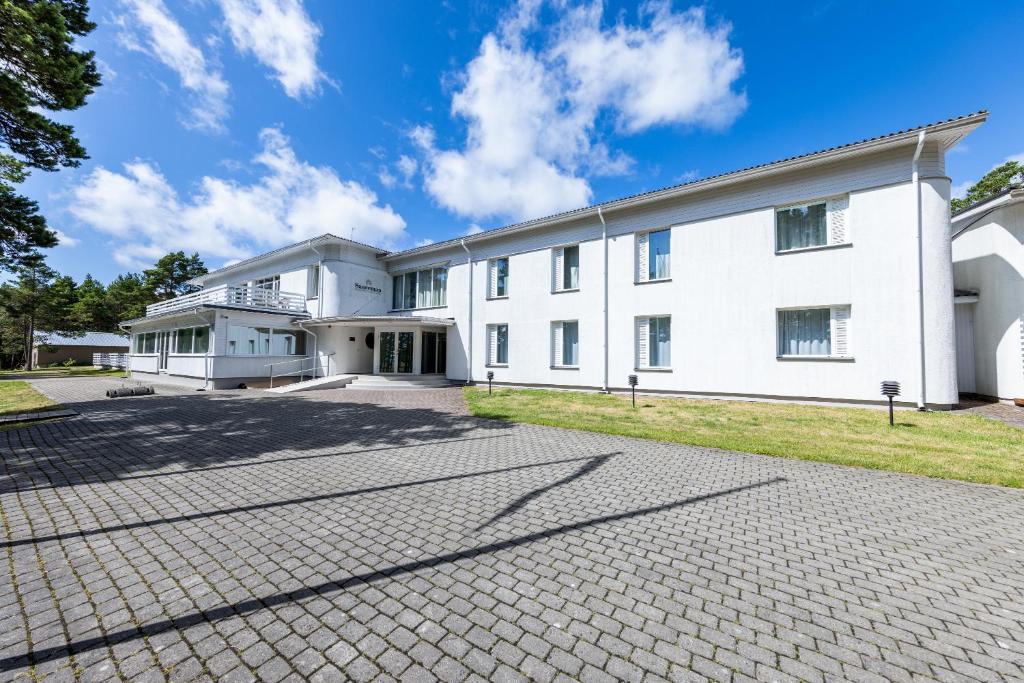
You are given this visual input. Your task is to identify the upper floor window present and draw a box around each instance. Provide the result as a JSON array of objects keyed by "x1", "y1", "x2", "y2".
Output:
[
  {"x1": 777, "y1": 306, "x2": 851, "y2": 358},
  {"x1": 392, "y1": 267, "x2": 447, "y2": 310},
  {"x1": 553, "y1": 245, "x2": 580, "y2": 291},
  {"x1": 253, "y1": 275, "x2": 280, "y2": 291},
  {"x1": 776, "y1": 196, "x2": 850, "y2": 252},
  {"x1": 637, "y1": 229, "x2": 671, "y2": 282},
  {"x1": 307, "y1": 265, "x2": 320, "y2": 298},
  {"x1": 489, "y1": 258, "x2": 509, "y2": 298}
]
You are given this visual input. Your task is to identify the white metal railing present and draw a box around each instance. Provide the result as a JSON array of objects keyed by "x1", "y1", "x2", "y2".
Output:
[
  {"x1": 265, "y1": 352, "x2": 335, "y2": 388},
  {"x1": 93, "y1": 352, "x2": 129, "y2": 369},
  {"x1": 145, "y1": 284, "x2": 308, "y2": 317}
]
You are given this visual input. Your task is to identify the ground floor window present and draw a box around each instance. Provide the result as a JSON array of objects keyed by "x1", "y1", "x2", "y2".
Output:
[
  {"x1": 173, "y1": 326, "x2": 210, "y2": 354},
  {"x1": 134, "y1": 332, "x2": 157, "y2": 354},
  {"x1": 378, "y1": 330, "x2": 414, "y2": 373},
  {"x1": 487, "y1": 324, "x2": 509, "y2": 366},
  {"x1": 552, "y1": 320, "x2": 579, "y2": 367},
  {"x1": 227, "y1": 325, "x2": 305, "y2": 355},
  {"x1": 777, "y1": 306, "x2": 850, "y2": 357},
  {"x1": 636, "y1": 316, "x2": 671, "y2": 369}
]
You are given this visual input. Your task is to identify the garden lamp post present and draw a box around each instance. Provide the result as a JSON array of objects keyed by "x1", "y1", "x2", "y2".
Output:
[
  {"x1": 881, "y1": 380, "x2": 901, "y2": 426},
  {"x1": 487, "y1": 370, "x2": 494, "y2": 395},
  {"x1": 628, "y1": 374, "x2": 638, "y2": 408}
]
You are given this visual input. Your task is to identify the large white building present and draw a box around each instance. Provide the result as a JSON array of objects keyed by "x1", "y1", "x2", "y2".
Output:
[{"x1": 124, "y1": 112, "x2": 995, "y2": 408}]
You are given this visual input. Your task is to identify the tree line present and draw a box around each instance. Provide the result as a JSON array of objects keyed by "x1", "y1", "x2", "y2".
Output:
[{"x1": 0, "y1": 252, "x2": 207, "y2": 369}]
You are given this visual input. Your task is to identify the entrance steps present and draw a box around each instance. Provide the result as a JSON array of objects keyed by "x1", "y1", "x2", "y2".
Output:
[
  {"x1": 265, "y1": 374, "x2": 356, "y2": 393},
  {"x1": 345, "y1": 374, "x2": 453, "y2": 390}
]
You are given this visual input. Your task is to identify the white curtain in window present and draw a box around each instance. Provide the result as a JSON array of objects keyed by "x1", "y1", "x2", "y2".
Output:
[
  {"x1": 564, "y1": 246, "x2": 579, "y2": 289},
  {"x1": 417, "y1": 270, "x2": 432, "y2": 308},
  {"x1": 432, "y1": 268, "x2": 447, "y2": 306},
  {"x1": 778, "y1": 309, "x2": 831, "y2": 355},
  {"x1": 649, "y1": 317, "x2": 671, "y2": 367}
]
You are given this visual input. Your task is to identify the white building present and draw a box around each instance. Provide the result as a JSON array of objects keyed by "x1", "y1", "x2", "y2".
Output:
[
  {"x1": 124, "y1": 112, "x2": 989, "y2": 408},
  {"x1": 951, "y1": 187, "x2": 1024, "y2": 402}
]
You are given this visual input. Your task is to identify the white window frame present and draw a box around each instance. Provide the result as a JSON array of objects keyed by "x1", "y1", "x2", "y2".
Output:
[
  {"x1": 391, "y1": 267, "x2": 448, "y2": 311},
  {"x1": 253, "y1": 275, "x2": 280, "y2": 291},
  {"x1": 636, "y1": 228, "x2": 671, "y2": 283},
  {"x1": 488, "y1": 257, "x2": 510, "y2": 299},
  {"x1": 307, "y1": 264, "x2": 320, "y2": 299},
  {"x1": 551, "y1": 320, "x2": 580, "y2": 369},
  {"x1": 487, "y1": 323, "x2": 509, "y2": 366},
  {"x1": 776, "y1": 305, "x2": 852, "y2": 359},
  {"x1": 775, "y1": 194, "x2": 851, "y2": 254},
  {"x1": 552, "y1": 244, "x2": 580, "y2": 293},
  {"x1": 635, "y1": 315, "x2": 671, "y2": 370},
  {"x1": 171, "y1": 325, "x2": 211, "y2": 355}
]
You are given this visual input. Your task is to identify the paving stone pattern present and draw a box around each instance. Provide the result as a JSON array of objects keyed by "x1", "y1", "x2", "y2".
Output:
[{"x1": 1, "y1": 377, "x2": 1023, "y2": 682}]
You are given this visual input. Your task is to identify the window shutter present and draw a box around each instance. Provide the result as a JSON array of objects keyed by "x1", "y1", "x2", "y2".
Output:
[
  {"x1": 553, "y1": 248, "x2": 564, "y2": 292},
  {"x1": 488, "y1": 262, "x2": 497, "y2": 298},
  {"x1": 552, "y1": 322, "x2": 563, "y2": 366},
  {"x1": 487, "y1": 325, "x2": 497, "y2": 364},
  {"x1": 831, "y1": 306, "x2": 850, "y2": 357},
  {"x1": 826, "y1": 196, "x2": 849, "y2": 245},
  {"x1": 637, "y1": 233, "x2": 649, "y2": 282},
  {"x1": 636, "y1": 318, "x2": 649, "y2": 368}
]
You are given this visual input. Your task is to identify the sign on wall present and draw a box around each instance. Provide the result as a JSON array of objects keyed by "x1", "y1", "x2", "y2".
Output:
[{"x1": 354, "y1": 278, "x2": 382, "y2": 294}]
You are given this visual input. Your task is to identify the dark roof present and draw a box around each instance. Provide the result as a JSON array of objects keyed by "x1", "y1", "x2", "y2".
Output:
[
  {"x1": 951, "y1": 184, "x2": 1023, "y2": 218},
  {"x1": 388, "y1": 111, "x2": 988, "y2": 261},
  {"x1": 35, "y1": 331, "x2": 129, "y2": 347}
]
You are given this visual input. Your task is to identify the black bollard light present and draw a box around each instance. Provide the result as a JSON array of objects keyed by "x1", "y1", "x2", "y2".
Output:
[
  {"x1": 628, "y1": 374, "x2": 638, "y2": 408},
  {"x1": 487, "y1": 370, "x2": 494, "y2": 395},
  {"x1": 881, "y1": 380, "x2": 901, "y2": 426}
]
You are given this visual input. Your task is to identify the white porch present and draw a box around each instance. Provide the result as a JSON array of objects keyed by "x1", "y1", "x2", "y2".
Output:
[{"x1": 303, "y1": 315, "x2": 456, "y2": 379}]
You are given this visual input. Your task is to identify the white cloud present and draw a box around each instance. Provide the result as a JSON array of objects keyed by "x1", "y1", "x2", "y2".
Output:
[
  {"x1": 378, "y1": 167, "x2": 398, "y2": 189},
  {"x1": 415, "y1": 238, "x2": 435, "y2": 247},
  {"x1": 414, "y1": 0, "x2": 745, "y2": 222},
  {"x1": 53, "y1": 231, "x2": 80, "y2": 248},
  {"x1": 217, "y1": 0, "x2": 328, "y2": 98},
  {"x1": 396, "y1": 155, "x2": 419, "y2": 187},
  {"x1": 951, "y1": 179, "x2": 973, "y2": 200},
  {"x1": 117, "y1": 0, "x2": 230, "y2": 132},
  {"x1": 68, "y1": 127, "x2": 407, "y2": 269},
  {"x1": 464, "y1": 223, "x2": 484, "y2": 236},
  {"x1": 1006, "y1": 152, "x2": 1024, "y2": 164}
]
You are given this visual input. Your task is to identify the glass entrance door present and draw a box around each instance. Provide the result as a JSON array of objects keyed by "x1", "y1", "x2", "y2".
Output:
[
  {"x1": 379, "y1": 331, "x2": 415, "y2": 374},
  {"x1": 421, "y1": 331, "x2": 447, "y2": 374},
  {"x1": 158, "y1": 331, "x2": 171, "y2": 370}
]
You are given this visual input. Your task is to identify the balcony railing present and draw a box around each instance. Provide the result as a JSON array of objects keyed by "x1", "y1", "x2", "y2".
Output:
[{"x1": 145, "y1": 284, "x2": 308, "y2": 317}]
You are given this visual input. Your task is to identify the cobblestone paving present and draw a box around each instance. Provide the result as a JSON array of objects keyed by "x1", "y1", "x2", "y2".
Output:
[
  {"x1": 1, "y1": 377, "x2": 1023, "y2": 682},
  {"x1": 956, "y1": 399, "x2": 1024, "y2": 429}
]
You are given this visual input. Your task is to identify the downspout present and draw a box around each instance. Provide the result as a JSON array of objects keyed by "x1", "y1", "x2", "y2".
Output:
[
  {"x1": 912, "y1": 130, "x2": 927, "y2": 410},
  {"x1": 597, "y1": 206, "x2": 609, "y2": 392},
  {"x1": 192, "y1": 307, "x2": 210, "y2": 390},
  {"x1": 460, "y1": 239, "x2": 473, "y2": 384}
]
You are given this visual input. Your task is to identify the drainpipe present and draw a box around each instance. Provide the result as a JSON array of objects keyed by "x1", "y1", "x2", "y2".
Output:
[
  {"x1": 597, "y1": 206, "x2": 609, "y2": 393},
  {"x1": 460, "y1": 239, "x2": 473, "y2": 384},
  {"x1": 912, "y1": 130, "x2": 927, "y2": 410},
  {"x1": 192, "y1": 307, "x2": 210, "y2": 390}
]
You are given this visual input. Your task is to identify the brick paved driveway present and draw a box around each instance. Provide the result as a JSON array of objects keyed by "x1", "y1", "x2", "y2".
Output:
[{"x1": 2, "y1": 378, "x2": 1023, "y2": 683}]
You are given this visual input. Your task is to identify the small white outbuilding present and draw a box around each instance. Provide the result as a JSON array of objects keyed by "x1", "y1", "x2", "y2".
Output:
[{"x1": 951, "y1": 187, "x2": 1024, "y2": 402}]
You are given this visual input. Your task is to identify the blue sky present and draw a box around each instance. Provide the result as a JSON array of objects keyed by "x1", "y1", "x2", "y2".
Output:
[{"x1": 25, "y1": 0, "x2": 1024, "y2": 283}]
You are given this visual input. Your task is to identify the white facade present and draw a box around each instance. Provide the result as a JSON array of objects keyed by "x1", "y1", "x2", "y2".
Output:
[
  {"x1": 951, "y1": 189, "x2": 1024, "y2": 401},
  {"x1": 123, "y1": 113, "x2": 986, "y2": 406}
]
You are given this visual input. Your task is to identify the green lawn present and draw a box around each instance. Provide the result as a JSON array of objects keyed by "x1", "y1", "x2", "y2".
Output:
[
  {"x1": 465, "y1": 387, "x2": 1024, "y2": 488},
  {"x1": 0, "y1": 380, "x2": 59, "y2": 416}
]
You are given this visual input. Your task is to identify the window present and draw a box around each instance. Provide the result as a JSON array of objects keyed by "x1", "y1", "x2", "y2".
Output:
[
  {"x1": 227, "y1": 325, "x2": 269, "y2": 355},
  {"x1": 193, "y1": 326, "x2": 209, "y2": 354},
  {"x1": 308, "y1": 265, "x2": 320, "y2": 298},
  {"x1": 271, "y1": 328, "x2": 306, "y2": 355},
  {"x1": 636, "y1": 316, "x2": 671, "y2": 369},
  {"x1": 488, "y1": 324, "x2": 509, "y2": 365},
  {"x1": 553, "y1": 245, "x2": 580, "y2": 291},
  {"x1": 143, "y1": 332, "x2": 156, "y2": 354},
  {"x1": 392, "y1": 267, "x2": 448, "y2": 310},
  {"x1": 637, "y1": 229, "x2": 671, "y2": 282},
  {"x1": 776, "y1": 196, "x2": 850, "y2": 252},
  {"x1": 175, "y1": 328, "x2": 193, "y2": 354},
  {"x1": 777, "y1": 306, "x2": 851, "y2": 358},
  {"x1": 552, "y1": 321, "x2": 579, "y2": 367},
  {"x1": 253, "y1": 275, "x2": 280, "y2": 291},
  {"x1": 489, "y1": 258, "x2": 509, "y2": 298}
]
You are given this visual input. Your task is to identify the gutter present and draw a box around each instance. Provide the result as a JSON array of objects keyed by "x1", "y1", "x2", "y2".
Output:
[
  {"x1": 912, "y1": 130, "x2": 927, "y2": 410},
  {"x1": 460, "y1": 239, "x2": 473, "y2": 384},
  {"x1": 597, "y1": 206, "x2": 609, "y2": 392}
]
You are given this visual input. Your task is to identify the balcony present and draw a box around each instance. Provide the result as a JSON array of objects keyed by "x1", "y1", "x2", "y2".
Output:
[{"x1": 145, "y1": 284, "x2": 308, "y2": 318}]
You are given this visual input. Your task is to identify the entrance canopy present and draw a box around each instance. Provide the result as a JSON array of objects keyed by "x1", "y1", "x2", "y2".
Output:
[{"x1": 299, "y1": 315, "x2": 455, "y2": 327}]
